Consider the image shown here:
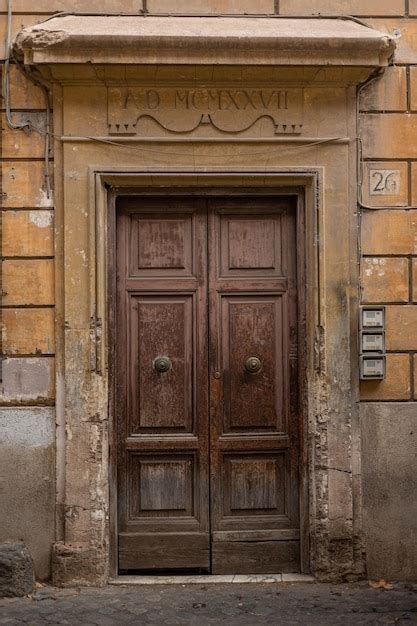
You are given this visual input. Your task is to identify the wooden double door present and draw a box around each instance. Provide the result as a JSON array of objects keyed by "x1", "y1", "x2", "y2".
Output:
[{"x1": 116, "y1": 196, "x2": 302, "y2": 574}]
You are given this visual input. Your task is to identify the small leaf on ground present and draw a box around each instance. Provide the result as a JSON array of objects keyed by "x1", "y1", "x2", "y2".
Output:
[{"x1": 369, "y1": 579, "x2": 394, "y2": 590}]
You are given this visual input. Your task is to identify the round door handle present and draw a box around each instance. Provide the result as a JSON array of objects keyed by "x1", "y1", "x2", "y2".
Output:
[
  {"x1": 245, "y1": 356, "x2": 262, "y2": 374},
  {"x1": 153, "y1": 356, "x2": 172, "y2": 374}
]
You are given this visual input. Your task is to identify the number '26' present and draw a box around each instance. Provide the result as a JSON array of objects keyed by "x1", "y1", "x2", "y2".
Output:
[{"x1": 370, "y1": 170, "x2": 399, "y2": 194}]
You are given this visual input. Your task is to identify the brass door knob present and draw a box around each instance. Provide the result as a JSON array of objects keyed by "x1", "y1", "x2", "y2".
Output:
[
  {"x1": 153, "y1": 356, "x2": 172, "y2": 373},
  {"x1": 245, "y1": 356, "x2": 262, "y2": 374}
]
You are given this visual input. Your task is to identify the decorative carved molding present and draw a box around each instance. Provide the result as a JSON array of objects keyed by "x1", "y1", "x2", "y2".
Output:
[{"x1": 108, "y1": 87, "x2": 304, "y2": 136}]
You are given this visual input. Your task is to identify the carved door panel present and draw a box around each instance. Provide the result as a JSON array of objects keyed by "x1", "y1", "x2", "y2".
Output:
[
  {"x1": 208, "y1": 198, "x2": 300, "y2": 574},
  {"x1": 116, "y1": 196, "x2": 300, "y2": 573},
  {"x1": 116, "y1": 198, "x2": 210, "y2": 570}
]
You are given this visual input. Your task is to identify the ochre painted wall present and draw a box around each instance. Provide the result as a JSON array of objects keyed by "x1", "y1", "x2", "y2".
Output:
[{"x1": 1, "y1": 0, "x2": 416, "y2": 581}]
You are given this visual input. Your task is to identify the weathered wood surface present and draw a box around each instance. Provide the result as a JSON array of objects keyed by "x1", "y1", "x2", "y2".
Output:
[{"x1": 116, "y1": 196, "x2": 300, "y2": 572}]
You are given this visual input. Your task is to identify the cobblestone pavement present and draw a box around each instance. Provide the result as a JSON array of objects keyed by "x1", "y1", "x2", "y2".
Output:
[{"x1": 1, "y1": 582, "x2": 417, "y2": 625}]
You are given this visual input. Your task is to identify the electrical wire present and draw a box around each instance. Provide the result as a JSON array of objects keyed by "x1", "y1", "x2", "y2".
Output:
[
  {"x1": 356, "y1": 66, "x2": 413, "y2": 211},
  {"x1": 32, "y1": 124, "x2": 348, "y2": 159},
  {"x1": 2, "y1": 0, "x2": 31, "y2": 132},
  {"x1": 3, "y1": 0, "x2": 52, "y2": 199}
]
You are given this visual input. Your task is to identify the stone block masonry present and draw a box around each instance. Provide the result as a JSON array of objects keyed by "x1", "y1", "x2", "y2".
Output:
[
  {"x1": 0, "y1": 0, "x2": 416, "y2": 585},
  {"x1": 1, "y1": 5, "x2": 56, "y2": 577},
  {"x1": 146, "y1": 0, "x2": 275, "y2": 12},
  {"x1": 0, "y1": 409, "x2": 55, "y2": 580}
]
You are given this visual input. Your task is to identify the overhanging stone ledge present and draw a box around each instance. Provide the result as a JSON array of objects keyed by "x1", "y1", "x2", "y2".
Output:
[{"x1": 14, "y1": 15, "x2": 395, "y2": 67}]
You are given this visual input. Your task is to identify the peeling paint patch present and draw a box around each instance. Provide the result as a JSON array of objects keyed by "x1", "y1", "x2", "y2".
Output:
[
  {"x1": 29, "y1": 210, "x2": 53, "y2": 228},
  {"x1": 79, "y1": 249, "x2": 87, "y2": 264},
  {"x1": 66, "y1": 424, "x2": 73, "y2": 441},
  {"x1": 37, "y1": 188, "x2": 54, "y2": 208},
  {"x1": 366, "y1": 258, "x2": 388, "y2": 277},
  {"x1": 91, "y1": 510, "x2": 104, "y2": 522},
  {"x1": 65, "y1": 171, "x2": 81, "y2": 180}
]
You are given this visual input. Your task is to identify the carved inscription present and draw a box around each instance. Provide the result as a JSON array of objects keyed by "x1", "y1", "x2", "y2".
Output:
[{"x1": 108, "y1": 87, "x2": 303, "y2": 136}]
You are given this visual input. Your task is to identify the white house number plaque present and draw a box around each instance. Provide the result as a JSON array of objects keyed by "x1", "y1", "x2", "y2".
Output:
[{"x1": 369, "y1": 169, "x2": 401, "y2": 196}]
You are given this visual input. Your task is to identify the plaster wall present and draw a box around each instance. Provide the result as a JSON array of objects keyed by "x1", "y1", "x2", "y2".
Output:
[
  {"x1": 360, "y1": 404, "x2": 417, "y2": 580},
  {"x1": 0, "y1": 408, "x2": 55, "y2": 580},
  {"x1": 0, "y1": 0, "x2": 416, "y2": 582}
]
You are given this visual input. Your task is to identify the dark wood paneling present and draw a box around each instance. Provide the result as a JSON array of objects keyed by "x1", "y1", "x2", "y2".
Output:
[
  {"x1": 116, "y1": 198, "x2": 209, "y2": 571},
  {"x1": 131, "y1": 213, "x2": 194, "y2": 277},
  {"x1": 209, "y1": 197, "x2": 300, "y2": 573},
  {"x1": 221, "y1": 296, "x2": 285, "y2": 433},
  {"x1": 219, "y1": 212, "x2": 283, "y2": 277},
  {"x1": 224, "y1": 453, "x2": 286, "y2": 516},
  {"x1": 211, "y1": 541, "x2": 300, "y2": 575},
  {"x1": 130, "y1": 454, "x2": 194, "y2": 518},
  {"x1": 116, "y1": 195, "x2": 301, "y2": 574},
  {"x1": 130, "y1": 295, "x2": 194, "y2": 433},
  {"x1": 119, "y1": 534, "x2": 210, "y2": 571}
]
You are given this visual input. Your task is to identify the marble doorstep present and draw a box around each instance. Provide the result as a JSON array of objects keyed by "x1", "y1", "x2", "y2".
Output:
[{"x1": 109, "y1": 574, "x2": 315, "y2": 585}]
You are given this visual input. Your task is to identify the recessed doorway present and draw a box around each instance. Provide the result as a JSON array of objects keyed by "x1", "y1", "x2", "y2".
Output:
[{"x1": 115, "y1": 195, "x2": 304, "y2": 574}]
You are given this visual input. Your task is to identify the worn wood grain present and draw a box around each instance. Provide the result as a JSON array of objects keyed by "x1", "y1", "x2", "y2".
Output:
[
  {"x1": 209, "y1": 197, "x2": 301, "y2": 573},
  {"x1": 211, "y1": 541, "x2": 300, "y2": 575},
  {"x1": 119, "y1": 534, "x2": 210, "y2": 571},
  {"x1": 116, "y1": 198, "x2": 210, "y2": 570},
  {"x1": 115, "y1": 195, "x2": 302, "y2": 573}
]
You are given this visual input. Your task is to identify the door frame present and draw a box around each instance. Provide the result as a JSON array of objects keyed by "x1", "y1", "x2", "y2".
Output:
[{"x1": 105, "y1": 173, "x2": 313, "y2": 578}]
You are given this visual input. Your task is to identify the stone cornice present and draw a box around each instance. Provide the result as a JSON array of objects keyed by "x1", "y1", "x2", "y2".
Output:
[{"x1": 15, "y1": 15, "x2": 395, "y2": 68}]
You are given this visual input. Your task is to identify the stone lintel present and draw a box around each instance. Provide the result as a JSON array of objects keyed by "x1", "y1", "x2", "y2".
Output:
[{"x1": 14, "y1": 16, "x2": 395, "y2": 68}]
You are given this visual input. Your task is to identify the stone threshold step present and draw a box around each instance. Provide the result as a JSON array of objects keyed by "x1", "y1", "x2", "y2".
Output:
[{"x1": 109, "y1": 574, "x2": 315, "y2": 585}]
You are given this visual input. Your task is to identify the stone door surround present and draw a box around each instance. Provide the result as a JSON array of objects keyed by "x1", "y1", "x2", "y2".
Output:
[{"x1": 14, "y1": 15, "x2": 395, "y2": 585}]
